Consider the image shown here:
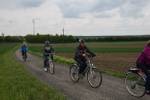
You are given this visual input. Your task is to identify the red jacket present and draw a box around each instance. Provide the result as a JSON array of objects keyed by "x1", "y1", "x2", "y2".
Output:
[{"x1": 137, "y1": 45, "x2": 150, "y2": 65}]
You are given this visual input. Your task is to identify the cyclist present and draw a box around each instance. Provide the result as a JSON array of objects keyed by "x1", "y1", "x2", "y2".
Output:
[
  {"x1": 136, "y1": 40, "x2": 150, "y2": 94},
  {"x1": 43, "y1": 40, "x2": 54, "y2": 72},
  {"x1": 74, "y1": 39, "x2": 96, "y2": 77},
  {"x1": 20, "y1": 41, "x2": 28, "y2": 59}
]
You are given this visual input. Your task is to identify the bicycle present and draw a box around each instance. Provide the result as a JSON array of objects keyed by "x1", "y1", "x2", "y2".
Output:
[
  {"x1": 125, "y1": 67, "x2": 147, "y2": 97},
  {"x1": 22, "y1": 52, "x2": 27, "y2": 62},
  {"x1": 69, "y1": 54, "x2": 102, "y2": 88},
  {"x1": 45, "y1": 54, "x2": 55, "y2": 74}
]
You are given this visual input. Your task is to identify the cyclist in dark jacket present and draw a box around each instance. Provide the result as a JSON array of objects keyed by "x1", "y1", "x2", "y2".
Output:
[
  {"x1": 136, "y1": 41, "x2": 150, "y2": 94},
  {"x1": 43, "y1": 40, "x2": 54, "y2": 71},
  {"x1": 74, "y1": 39, "x2": 96, "y2": 76}
]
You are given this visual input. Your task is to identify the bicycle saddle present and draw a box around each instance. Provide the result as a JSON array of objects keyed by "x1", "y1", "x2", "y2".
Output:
[{"x1": 129, "y1": 67, "x2": 140, "y2": 73}]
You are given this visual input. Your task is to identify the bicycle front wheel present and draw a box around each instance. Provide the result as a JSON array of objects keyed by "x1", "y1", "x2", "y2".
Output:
[
  {"x1": 125, "y1": 71, "x2": 146, "y2": 97},
  {"x1": 69, "y1": 64, "x2": 79, "y2": 82},
  {"x1": 49, "y1": 61, "x2": 55, "y2": 74},
  {"x1": 87, "y1": 68, "x2": 102, "y2": 88}
]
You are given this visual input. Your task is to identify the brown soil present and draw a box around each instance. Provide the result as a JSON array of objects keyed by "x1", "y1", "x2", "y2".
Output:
[{"x1": 57, "y1": 53, "x2": 139, "y2": 72}]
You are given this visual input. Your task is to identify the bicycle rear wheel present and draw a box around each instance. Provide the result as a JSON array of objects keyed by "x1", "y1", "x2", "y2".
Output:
[
  {"x1": 23, "y1": 53, "x2": 27, "y2": 62},
  {"x1": 69, "y1": 64, "x2": 79, "y2": 82},
  {"x1": 87, "y1": 68, "x2": 102, "y2": 88},
  {"x1": 125, "y1": 71, "x2": 146, "y2": 97},
  {"x1": 23, "y1": 55, "x2": 27, "y2": 61}
]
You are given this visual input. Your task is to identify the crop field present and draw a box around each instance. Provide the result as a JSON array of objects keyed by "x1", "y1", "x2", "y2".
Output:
[
  {"x1": 29, "y1": 41, "x2": 146, "y2": 75},
  {"x1": 0, "y1": 43, "x2": 65, "y2": 100}
]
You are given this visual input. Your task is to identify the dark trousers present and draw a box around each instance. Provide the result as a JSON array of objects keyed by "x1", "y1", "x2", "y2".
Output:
[
  {"x1": 44, "y1": 55, "x2": 53, "y2": 68},
  {"x1": 22, "y1": 51, "x2": 27, "y2": 57},
  {"x1": 76, "y1": 59, "x2": 87, "y2": 74},
  {"x1": 146, "y1": 74, "x2": 150, "y2": 91},
  {"x1": 137, "y1": 63, "x2": 150, "y2": 90},
  {"x1": 44, "y1": 57, "x2": 49, "y2": 68}
]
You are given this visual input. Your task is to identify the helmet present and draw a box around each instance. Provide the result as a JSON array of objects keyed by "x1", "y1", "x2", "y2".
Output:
[
  {"x1": 79, "y1": 39, "x2": 84, "y2": 43},
  {"x1": 23, "y1": 41, "x2": 27, "y2": 46},
  {"x1": 45, "y1": 40, "x2": 50, "y2": 46}
]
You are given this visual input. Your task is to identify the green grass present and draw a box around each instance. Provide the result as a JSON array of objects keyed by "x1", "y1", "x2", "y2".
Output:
[
  {"x1": 103, "y1": 69, "x2": 126, "y2": 78},
  {"x1": 0, "y1": 43, "x2": 66, "y2": 100},
  {"x1": 30, "y1": 46, "x2": 142, "y2": 53},
  {"x1": 29, "y1": 41, "x2": 144, "y2": 53},
  {"x1": 30, "y1": 51, "x2": 75, "y2": 65},
  {"x1": 0, "y1": 43, "x2": 17, "y2": 54}
]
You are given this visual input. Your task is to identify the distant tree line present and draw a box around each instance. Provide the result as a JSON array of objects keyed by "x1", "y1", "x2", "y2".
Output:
[
  {"x1": 0, "y1": 34, "x2": 76, "y2": 43},
  {"x1": 1, "y1": 34, "x2": 150, "y2": 43},
  {"x1": 80, "y1": 35, "x2": 150, "y2": 42},
  {"x1": 0, "y1": 36, "x2": 3, "y2": 42},
  {"x1": 0, "y1": 36, "x2": 23, "y2": 43},
  {"x1": 25, "y1": 34, "x2": 76, "y2": 43}
]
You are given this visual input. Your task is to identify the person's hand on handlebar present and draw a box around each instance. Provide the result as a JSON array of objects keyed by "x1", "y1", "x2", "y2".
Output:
[{"x1": 82, "y1": 53, "x2": 86, "y2": 57}]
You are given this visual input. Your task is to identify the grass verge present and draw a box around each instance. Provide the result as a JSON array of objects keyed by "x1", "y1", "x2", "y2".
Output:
[{"x1": 0, "y1": 44, "x2": 66, "y2": 100}]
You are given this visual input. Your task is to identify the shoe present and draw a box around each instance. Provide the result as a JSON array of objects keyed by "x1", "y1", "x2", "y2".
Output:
[
  {"x1": 146, "y1": 90, "x2": 150, "y2": 95},
  {"x1": 44, "y1": 68, "x2": 47, "y2": 72}
]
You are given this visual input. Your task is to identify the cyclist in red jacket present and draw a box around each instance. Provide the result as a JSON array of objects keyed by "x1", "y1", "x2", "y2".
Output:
[{"x1": 136, "y1": 41, "x2": 150, "y2": 94}]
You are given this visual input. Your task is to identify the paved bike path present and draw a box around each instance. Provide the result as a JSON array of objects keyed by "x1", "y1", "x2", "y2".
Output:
[{"x1": 15, "y1": 51, "x2": 149, "y2": 100}]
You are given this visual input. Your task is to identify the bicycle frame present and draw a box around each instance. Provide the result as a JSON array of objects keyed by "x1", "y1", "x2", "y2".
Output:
[
  {"x1": 22, "y1": 52, "x2": 27, "y2": 61},
  {"x1": 84, "y1": 56, "x2": 95, "y2": 74},
  {"x1": 128, "y1": 67, "x2": 146, "y2": 81},
  {"x1": 70, "y1": 54, "x2": 102, "y2": 88}
]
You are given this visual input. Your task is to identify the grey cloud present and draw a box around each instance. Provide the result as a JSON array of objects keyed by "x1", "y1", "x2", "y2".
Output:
[
  {"x1": 54, "y1": 0, "x2": 125, "y2": 18},
  {"x1": 119, "y1": 0, "x2": 150, "y2": 18},
  {"x1": 92, "y1": 0, "x2": 125, "y2": 12},
  {"x1": 0, "y1": 0, "x2": 16, "y2": 9},
  {"x1": 54, "y1": 0, "x2": 92, "y2": 18},
  {"x1": 0, "y1": 0, "x2": 149, "y2": 19},
  {"x1": 0, "y1": 0, "x2": 44, "y2": 9},
  {"x1": 18, "y1": 0, "x2": 44, "y2": 8},
  {"x1": 94, "y1": 13, "x2": 113, "y2": 18},
  {"x1": 54, "y1": 0, "x2": 149, "y2": 18}
]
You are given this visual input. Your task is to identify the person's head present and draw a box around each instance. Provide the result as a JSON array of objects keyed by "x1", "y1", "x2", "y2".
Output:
[
  {"x1": 79, "y1": 39, "x2": 85, "y2": 48},
  {"x1": 23, "y1": 41, "x2": 27, "y2": 46},
  {"x1": 45, "y1": 40, "x2": 50, "y2": 46},
  {"x1": 147, "y1": 40, "x2": 150, "y2": 47}
]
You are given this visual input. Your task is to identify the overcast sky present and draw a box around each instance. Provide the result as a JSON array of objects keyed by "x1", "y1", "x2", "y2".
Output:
[{"x1": 0, "y1": 0, "x2": 150, "y2": 36}]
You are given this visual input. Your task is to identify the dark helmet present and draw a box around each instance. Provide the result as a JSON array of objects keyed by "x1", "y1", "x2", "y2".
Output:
[{"x1": 45, "y1": 40, "x2": 50, "y2": 46}]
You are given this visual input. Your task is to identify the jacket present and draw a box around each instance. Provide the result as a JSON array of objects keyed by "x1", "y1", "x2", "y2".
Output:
[
  {"x1": 137, "y1": 45, "x2": 150, "y2": 65},
  {"x1": 74, "y1": 45, "x2": 96, "y2": 61}
]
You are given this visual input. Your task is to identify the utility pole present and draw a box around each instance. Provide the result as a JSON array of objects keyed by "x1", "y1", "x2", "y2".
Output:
[
  {"x1": 1, "y1": 32, "x2": 4, "y2": 42},
  {"x1": 32, "y1": 19, "x2": 35, "y2": 35},
  {"x1": 62, "y1": 27, "x2": 65, "y2": 36}
]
